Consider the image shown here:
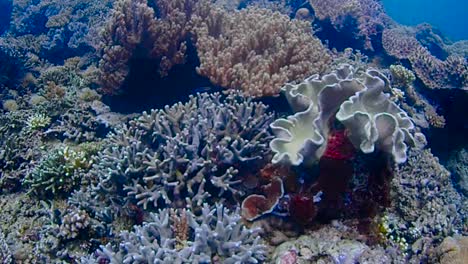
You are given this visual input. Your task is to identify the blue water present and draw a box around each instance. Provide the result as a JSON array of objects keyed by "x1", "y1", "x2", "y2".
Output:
[{"x1": 382, "y1": 0, "x2": 468, "y2": 41}]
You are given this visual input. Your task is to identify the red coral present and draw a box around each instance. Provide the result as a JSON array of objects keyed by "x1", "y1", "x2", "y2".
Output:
[
  {"x1": 288, "y1": 193, "x2": 317, "y2": 224},
  {"x1": 322, "y1": 129, "x2": 355, "y2": 160}
]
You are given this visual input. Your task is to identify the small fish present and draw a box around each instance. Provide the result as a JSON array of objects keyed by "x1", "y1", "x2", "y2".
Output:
[{"x1": 192, "y1": 86, "x2": 213, "y2": 93}]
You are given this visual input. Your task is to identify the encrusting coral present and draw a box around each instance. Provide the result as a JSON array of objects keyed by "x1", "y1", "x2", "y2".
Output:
[
  {"x1": 392, "y1": 149, "x2": 467, "y2": 239},
  {"x1": 436, "y1": 236, "x2": 468, "y2": 264}
]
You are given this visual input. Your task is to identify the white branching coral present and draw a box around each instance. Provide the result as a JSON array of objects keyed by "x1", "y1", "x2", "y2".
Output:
[
  {"x1": 93, "y1": 92, "x2": 273, "y2": 209},
  {"x1": 92, "y1": 204, "x2": 267, "y2": 263}
]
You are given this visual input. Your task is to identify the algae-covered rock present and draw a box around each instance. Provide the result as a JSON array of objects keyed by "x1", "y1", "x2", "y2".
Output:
[{"x1": 437, "y1": 236, "x2": 468, "y2": 264}]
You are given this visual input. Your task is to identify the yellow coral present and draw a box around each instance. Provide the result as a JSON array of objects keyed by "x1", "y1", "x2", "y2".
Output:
[{"x1": 26, "y1": 113, "x2": 51, "y2": 130}]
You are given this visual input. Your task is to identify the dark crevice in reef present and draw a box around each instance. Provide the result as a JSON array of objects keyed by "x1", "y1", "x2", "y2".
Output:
[
  {"x1": 423, "y1": 89, "x2": 468, "y2": 162},
  {"x1": 0, "y1": 0, "x2": 12, "y2": 35},
  {"x1": 103, "y1": 41, "x2": 217, "y2": 114},
  {"x1": 314, "y1": 17, "x2": 364, "y2": 52},
  {"x1": 0, "y1": 49, "x2": 25, "y2": 89}
]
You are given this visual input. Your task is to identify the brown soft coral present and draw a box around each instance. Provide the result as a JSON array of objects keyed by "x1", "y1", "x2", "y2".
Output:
[
  {"x1": 98, "y1": 0, "x2": 199, "y2": 94},
  {"x1": 193, "y1": 7, "x2": 331, "y2": 97}
]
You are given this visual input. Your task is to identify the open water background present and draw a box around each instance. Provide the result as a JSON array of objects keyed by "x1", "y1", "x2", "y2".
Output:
[{"x1": 382, "y1": 0, "x2": 468, "y2": 41}]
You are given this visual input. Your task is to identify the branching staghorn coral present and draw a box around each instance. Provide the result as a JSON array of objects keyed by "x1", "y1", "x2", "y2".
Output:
[
  {"x1": 92, "y1": 92, "x2": 273, "y2": 210},
  {"x1": 382, "y1": 27, "x2": 468, "y2": 89},
  {"x1": 88, "y1": 203, "x2": 267, "y2": 263},
  {"x1": 193, "y1": 7, "x2": 331, "y2": 97}
]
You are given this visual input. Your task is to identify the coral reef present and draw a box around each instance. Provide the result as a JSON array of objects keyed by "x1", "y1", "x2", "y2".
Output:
[
  {"x1": 446, "y1": 40, "x2": 468, "y2": 58},
  {"x1": 309, "y1": 0, "x2": 392, "y2": 50},
  {"x1": 8, "y1": 0, "x2": 113, "y2": 60},
  {"x1": 98, "y1": 0, "x2": 200, "y2": 94},
  {"x1": 0, "y1": 193, "x2": 54, "y2": 262},
  {"x1": 0, "y1": 110, "x2": 45, "y2": 192},
  {"x1": 88, "y1": 203, "x2": 267, "y2": 263},
  {"x1": 382, "y1": 27, "x2": 468, "y2": 89},
  {"x1": 273, "y1": 221, "x2": 405, "y2": 263},
  {"x1": 392, "y1": 149, "x2": 467, "y2": 239},
  {"x1": 447, "y1": 148, "x2": 468, "y2": 196},
  {"x1": 92, "y1": 92, "x2": 273, "y2": 210},
  {"x1": 270, "y1": 64, "x2": 423, "y2": 165},
  {"x1": 0, "y1": 1, "x2": 467, "y2": 263},
  {"x1": 193, "y1": 7, "x2": 331, "y2": 97}
]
